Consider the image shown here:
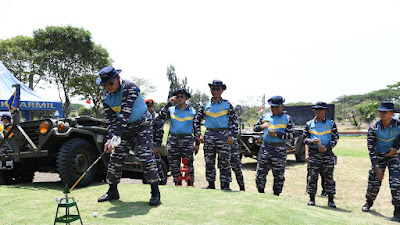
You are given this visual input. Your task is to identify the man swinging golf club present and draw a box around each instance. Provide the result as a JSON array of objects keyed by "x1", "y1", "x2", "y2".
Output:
[{"x1": 96, "y1": 66, "x2": 161, "y2": 206}]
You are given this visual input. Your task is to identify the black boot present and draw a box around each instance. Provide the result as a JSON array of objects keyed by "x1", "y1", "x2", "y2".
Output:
[
  {"x1": 328, "y1": 195, "x2": 336, "y2": 208},
  {"x1": 203, "y1": 181, "x2": 215, "y2": 189},
  {"x1": 308, "y1": 194, "x2": 315, "y2": 206},
  {"x1": 98, "y1": 184, "x2": 119, "y2": 202},
  {"x1": 362, "y1": 200, "x2": 373, "y2": 212},
  {"x1": 221, "y1": 182, "x2": 231, "y2": 191},
  {"x1": 392, "y1": 206, "x2": 400, "y2": 222},
  {"x1": 239, "y1": 184, "x2": 245, "y2": 191},
  {"x1": 149, "y1": 182, "x2": 161, "y2": 206},
  {"x1": 238, "y1": 178, "x2": 245, "y2": 191},
  {"x1": 258, "y1": 188, "x2": 265, "y2": 193},
  {"x1": 274, "y1": 192, "x2": 280, "y2": 196}
]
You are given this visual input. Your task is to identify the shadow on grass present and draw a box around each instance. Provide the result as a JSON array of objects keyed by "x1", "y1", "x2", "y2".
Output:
[
  {"x1": 103, "y1": 200, "x2": 155, "y2": 218},
  {"x1": 314, "y1": 205, "x2": 352, "y2": 213},
  {"x1": 6, "y1": 181, "x2": 106, "y2": 191},
  {"x1": 369, "y1": 210, "x2": 392, "y2": 220}
]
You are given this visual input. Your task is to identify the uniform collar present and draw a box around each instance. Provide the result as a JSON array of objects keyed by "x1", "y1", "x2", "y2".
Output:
[
  {"x1": 175, "y1": 104, "x2": 191, "y2": 111},
  {"x1": 211, "y1": 98, "x2": 224, "y2": 104},
  {"x1": 378, "y1": 119, "x2": 396, "y2": 129},
  {"x1": 314, "y1": 117, "x2": 327, "y2": 123}
]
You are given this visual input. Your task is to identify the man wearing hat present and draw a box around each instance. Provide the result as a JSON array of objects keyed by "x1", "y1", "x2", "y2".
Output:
[
  {"x1": 303, "y1": 101, "x2": 339, "y2": 208},
  {"x1": 96, "y1": 66, "x2": 161, "y2": 206},
  {"x1": 145, "y1": 98, "x2": 167, "y2": 185},
  {"x1": 1, "y1": 113, "x2": 12, "y2": 128},
  {"x1": 362, "y1": 101, "x2": 400, "y2": 222},
  {"x1": 156, "y1": 89, "x2": 199, "y2": 185},
  {"x1": 194, "y1": 80, "x2": 238, "y2": 190},
  {"x1": 253, "y1": 96, "x2": 294, "y2": 196}
]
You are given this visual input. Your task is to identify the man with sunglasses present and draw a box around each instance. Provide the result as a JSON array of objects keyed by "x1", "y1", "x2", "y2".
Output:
[
  {"x1": 145, "y1": 98, "x2": 167, "y2": 185},
  {"x1": 96, "y1": 66, "x2": 161, "y2": 206},
  {"x1": 156, "y1": 89, "x2": 199, "y2": 185},
  {"x1": 194, "y1": 80, "x2": 238, "y2": 190},
  {"x1": 253, "y1": 96, "x2": 294, "y2": 196},
  {"x1": 303, "y1": 102, "x2": 339, "y2": 208},
  {"x1": 361, "y1": 101, "x2": 400, "y2": 222}
]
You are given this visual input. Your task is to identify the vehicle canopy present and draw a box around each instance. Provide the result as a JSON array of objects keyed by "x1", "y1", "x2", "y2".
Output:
[{"x1": 0, "y1": 61, "x2": 63, "y2": 120}]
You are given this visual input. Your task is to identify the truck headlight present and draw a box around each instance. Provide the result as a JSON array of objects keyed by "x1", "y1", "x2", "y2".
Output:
[
  {"x1": 248, "y1": 137, "x2": 254, "y2": 144},
  {"x1": 39, "y1": 121, "x2": 51, "y2": 135}
]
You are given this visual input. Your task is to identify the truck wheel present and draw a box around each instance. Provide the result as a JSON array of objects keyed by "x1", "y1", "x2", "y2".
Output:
[
  {"x1": 0, "y1": 170, "x2": 16, "y2": 185},
  {"x1": 57, "y1": 138, "x2": 97, "y2": 187},
  {"x1": 295, "y1": 144, "x2": 306, "y2": 162}
]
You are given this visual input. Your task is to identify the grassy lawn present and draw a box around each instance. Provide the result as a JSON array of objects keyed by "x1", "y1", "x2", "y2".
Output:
[{"x1": 0, "y1": 136, "x2": 397, "y2": 224}]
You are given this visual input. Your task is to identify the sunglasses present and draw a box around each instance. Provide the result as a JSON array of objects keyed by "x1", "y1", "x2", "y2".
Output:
[
  {"x1": 211, "y1": 87, "x2": 222, "y2": 91},
  {"x1": 104, "y1": 77, "x2": 117, "y2": 87}
]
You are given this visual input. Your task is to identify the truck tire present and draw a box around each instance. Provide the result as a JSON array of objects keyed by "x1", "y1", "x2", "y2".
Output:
[
  {"x1": 0, "y1": 170, "x2": 16, "y2": 184},
  {"x1": 295, "y1": 144, "x2": 306, "y2": 162},
  {"x1": 57, "y1": 138, "x2": 97, "y2": 187}
]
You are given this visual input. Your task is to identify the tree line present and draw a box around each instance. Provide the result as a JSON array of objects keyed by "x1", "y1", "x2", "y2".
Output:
[{"x1": 1, "y1": 25, "x2": 398, "y2": 126}]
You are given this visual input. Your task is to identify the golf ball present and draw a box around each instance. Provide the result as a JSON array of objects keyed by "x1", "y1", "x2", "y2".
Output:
[
  {"x1": 55, "y1": 198, "x2": 61, "y2": 203},
  {"x1": 93, "y1": 212, "x2": 98, "y2": 218}
]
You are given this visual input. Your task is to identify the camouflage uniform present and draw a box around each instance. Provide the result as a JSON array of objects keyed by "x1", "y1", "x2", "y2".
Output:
[
  {"x1": 104, "y1": 80, "x2": 160, "y2": 185},
  {"x1": 253, "y1": 112, "x2": 294, "y2": 194},
  {"x1": 231, "y1": 141, "x2": 245, "y2": 188},
  {"x1": 148, "y1": 111, "x2": 167, "y2": 184},
  {"x1": 156, "y1": 102, "x2": 199, "y2": 184},
  {"x1": 194, "y1": 98, "x2": 238, "y2": 185},
  {"x1": 365, "y1": 119, "x2": 400, "y2": 206},
  {"x1": 303, "y1": 118, "x2": 339, "y2": 196}
]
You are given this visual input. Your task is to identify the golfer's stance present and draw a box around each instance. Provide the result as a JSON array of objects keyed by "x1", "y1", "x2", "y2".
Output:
[{"x1": 96, "y1": 66, "x2": 161, "y2": 206}]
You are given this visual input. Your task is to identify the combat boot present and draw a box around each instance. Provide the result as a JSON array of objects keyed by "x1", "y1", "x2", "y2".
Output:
[
  {"x1": 221, "y1": 182, "x2": 231, "y2": 191},
  {"x1": 238, "y1": 177, "x2": 245, "y2": 191},
  {"x1": 258, "y1": 188, "x2": 265, "y2": 193},
  {"x1": 149, "y1": 182, "x2": 161, "y2": 206},
  {"x1": 203, "y1": 181, "x2": 215, "y2": 189},
  {"x1": 392, "y1": 206, "x2": 400, "y2": 222},
  {"x1": 362, "y1": 200, "x2": 373, "y2": 212},
  {"x1": 307, "y1": 194, "x2": 315, "y2": 206},
  {"x1": 274, "y1": 192, "x2": 280, "y2": 196},
  {"x1": 98, "y1": 184, "x2": 119, "y2": 202},
  {"x1": 328, "y1": 195, "x2": 336, "y2": 208},
  {"x1": 239, "y1": 184, "x2": 245, "y2": 191}
]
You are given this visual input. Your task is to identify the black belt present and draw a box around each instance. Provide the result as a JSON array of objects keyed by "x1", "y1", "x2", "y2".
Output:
[
  {"x1": 265, "y1": 142, "x2": 286, "y2": 147},
  {"x1": 170, "y1": 133, "x2": 193, "y2": 138},
  {"x1": 207, "y1": 128, "x2": 229, "y2": 132}
]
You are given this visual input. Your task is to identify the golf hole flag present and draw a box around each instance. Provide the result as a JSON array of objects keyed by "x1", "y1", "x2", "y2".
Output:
[{"x1": 7, "y1": 90, "x2": 19, "y2": 111}]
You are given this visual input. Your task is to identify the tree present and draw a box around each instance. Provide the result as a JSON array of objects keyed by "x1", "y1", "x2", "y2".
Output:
[
  {"x1": 166, "y1": 65, "x2": 190, "y2": 99},
  {"x1": 354, "y1": 100, "x2": 380, "y2": 124},
  {"x1": 33, "y1": 25, "x2": 109, "y2": 118},
  {"x1": 0, "y1": 35, "x2": 44, "y2": 89},
  {"x1": 190, "y1": 90, "x2": 209, "y2": 111},
  {"x1": 131, "y1": 76, "x2": 156, "y2": 99}
]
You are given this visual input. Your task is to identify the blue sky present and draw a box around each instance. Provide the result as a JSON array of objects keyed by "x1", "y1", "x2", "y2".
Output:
[{"x1": 1, "y1": 0, "x2": 400, "y2": 106}]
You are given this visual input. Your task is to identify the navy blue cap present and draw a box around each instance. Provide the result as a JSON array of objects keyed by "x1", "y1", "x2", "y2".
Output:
[
  {"x1": 208, "y1": 80, "x2": 227, "y2": 90},
  {"x1": 267, "y1": 96, "x2": 285, "y2": 106},
  {"x1": 312, "y1": 101, "x2": 329, "y2": 110},
  {"x1": 96, "y1": 66, "x2": 122, "y2": 85},
  {"x1": 173, "y1": 88, "x2": 191, "y2": 98},
  {"x1": 376, "y1": 101, "x2": 396, "y2": 112},
  {"x1": 1, "y1": 113, "x2": 11, "y2": 121}
]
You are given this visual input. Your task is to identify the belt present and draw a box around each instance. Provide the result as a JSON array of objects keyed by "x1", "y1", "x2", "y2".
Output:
[
  {"x1": 206, "y1": 128, "x2": 229, "y2": 132},
  {"x1": 265, "y1": 142, "x2": 286, "y2": 147},
  {"x1": 170, "y1": 133, "x2": 193, "y2": 138}
]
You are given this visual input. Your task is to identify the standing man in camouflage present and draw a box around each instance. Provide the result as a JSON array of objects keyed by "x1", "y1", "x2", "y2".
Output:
[
  {"x1": 194, "y1": 80, "x2": 238, "y2": 190},
  {"x1": 254, "y1": 96, "x2": 294, "y2": 196},
  {"x1": 303, "y1": 102, "x2": 339, "y2": 208},
  {"x1": 362, "y1": 101, "x2": 400, "y2": 222},
  {"x1": 96, "y1": 66, "x2": 161, "y2": 206},
  {"x1": 156, "y1": 89, "x2": 199, "y2": 185},
  {"x1": 145, "y1": 98, "x2": 167, "y2": 185}
]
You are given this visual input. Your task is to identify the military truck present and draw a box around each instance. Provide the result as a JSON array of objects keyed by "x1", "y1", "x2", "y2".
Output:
[
  {"x1": 238, "y1": 104, "x2": 335, "y2": 162},
  {"x1": 0, "y1": 115, "x2": 168, "y2": 186}
]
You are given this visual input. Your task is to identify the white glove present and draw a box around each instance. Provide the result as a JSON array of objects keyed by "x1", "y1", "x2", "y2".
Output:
[{"x1": 110, "y1": 136, "x2": 121, "y2": 148}]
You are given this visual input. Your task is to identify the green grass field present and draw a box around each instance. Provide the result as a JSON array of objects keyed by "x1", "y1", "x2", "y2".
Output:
[{"x1": 0, "y1": 136, "x2": 397, "y2": 224}]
